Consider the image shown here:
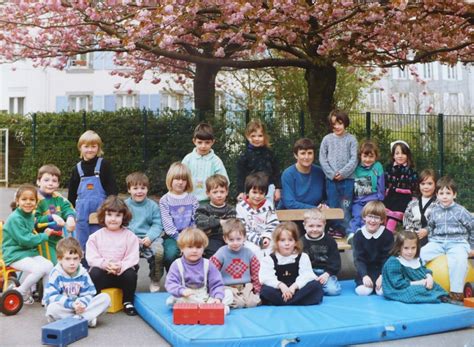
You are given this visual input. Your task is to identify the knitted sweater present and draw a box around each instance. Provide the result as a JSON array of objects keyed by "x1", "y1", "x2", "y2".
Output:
[
  {"x1": 383, "y1": 163, "x2": 418, "y2": 212},
  {"x1": 302, "y1": 233, "x2": 341, "y2": 276},
  {"x1": 427, "y1": 202, "x2": 474, "y2": 246},
  {"x1": 236, "y1": 145, "x2": 281, "y2": 194},
  {"x1": 125, "y1": 197, "x2": 163, "y2": 241},
  {"x1": 182, "y1": 148, "x2": 229, "y2": 203},
  {"x1": 403, "y1": 197, "x2": 438, "y2": 232},
  {"x1": 210, "y1": 245, "x2": 261, "y2": 292},
  {"x1": 319, "y1": 132, "x2": 358, "y2": 180},
  {"x1": 85, "y1": 227, "x2": 139, "y2": 275},
  {"x1": 44, "y1": 263, "x2": 96, "y2": 308},
  {"x1": 35, "y1": 191, "x2": 76, "y2": 232},
  {"x1": 2, "y1": 208, "x2": 48, "y2": 265},
  {"x1": 159, "y1": 192, "x2": 199, "y2": 239},
  {"x1": 195, "y1": 203, "x2": 236, "y2": 238},
  {"x1": 236, "y1": 198, "x2": 278, "y2": 247}
]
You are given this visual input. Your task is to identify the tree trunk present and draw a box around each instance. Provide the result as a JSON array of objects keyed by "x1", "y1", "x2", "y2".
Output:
[
  {"x1": 194, "y1": 63, "x2": 220, "y2": 120},
  {"x1": 305, "y1": 65, "x2": 337, "y2": 138}
]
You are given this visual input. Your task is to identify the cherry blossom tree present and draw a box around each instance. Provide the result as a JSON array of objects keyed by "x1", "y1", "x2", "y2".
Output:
[{"x1": 0, "y1": 0, "x2": 471, "y2": 127}]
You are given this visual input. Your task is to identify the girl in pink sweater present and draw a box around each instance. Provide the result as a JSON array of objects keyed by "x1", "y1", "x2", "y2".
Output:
[{"x1": 86, "y1": 196, "x2": 140, "y2": 316}]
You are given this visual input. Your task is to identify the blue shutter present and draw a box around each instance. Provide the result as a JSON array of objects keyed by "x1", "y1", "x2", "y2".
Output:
[
  {"x1": 93, "y1": 96, "x2": 104, "y2": 111},
  {"x1": 91, "y1": 52, "x2": 104, "y2": 70},
  {"x1": 55, "y1": 96, "x2": 68, "y2": 112},
  {"x1": 150, "y1": 94, "x2": 160, "y2": 111},
  {"x1": 104, "y1": 95, "x2": 115, "y2": 111},
  {"x1": 184, "y1": 95, "x2": 193, "y2": 111},
  {"x1": 103, "y1": 52, "x2": 116, "y2": 70},
  {"x1": 139, "y1": 94, "x2": 150, "y2": 109}
]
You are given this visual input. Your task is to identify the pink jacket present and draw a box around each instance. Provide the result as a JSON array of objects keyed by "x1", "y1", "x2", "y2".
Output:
[{"x1": 86, "y1": 227, "x2": 139, "y2": 275}]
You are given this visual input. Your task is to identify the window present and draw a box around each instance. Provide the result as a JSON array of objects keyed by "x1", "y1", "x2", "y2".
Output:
[
  {"x1": 160, "y1": 92, "x2": 184, "y2": 110},
  {"x1": 422, "y1": 63, "x2": 433, "y2": 79},
  {"x1": 446, "y1": 65, "x2": 457, "y2": 80},
  {"x1": 69, "y1": 53, "x2": 91, "y2": 69},
  {"x1": 445, "y1": 93, "x2": 461, "y2": 114},
  {"x1": 68, "y1": 95, "x2": 92, "y2": 112},
  {"x1": 215, "y1": 92, "x2": 226, "y2": 111},
  {"x1": 369, "y1": 88, "x2": 382, "y2": 109},
  {"x1": 397, "y1": 68, "x2": 408, "y2": 79},
  {"x1": 116, "y1": 93, "x2": 138, "y2": 109},
  {"x1": 9, "y1": 97, "x2": 25, "y2": 115},
  {"x1": 397, "y1": 93, "x2": 410, "y2": 114}
]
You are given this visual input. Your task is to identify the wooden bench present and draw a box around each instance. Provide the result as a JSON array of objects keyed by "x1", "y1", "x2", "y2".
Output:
[{"x1": 276, "y1": 208, "x2": 351, "y2": 251}]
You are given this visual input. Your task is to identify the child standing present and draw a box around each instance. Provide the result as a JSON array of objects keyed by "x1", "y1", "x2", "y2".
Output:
[
  {"x1": 302, "y1": 209, "x2": 341, "y2": 296},
  {"x1": 403, "y1": 169, "x2": 438, "y2": 247},
  {"x1": 182, "y1": 123, "x2": 229, "y2": 205},
  {"x1": 352, "y1": 201, "x2": 394, "y2": 296},
  {"x1": 349, "y1": 140, "x2": 384, "y2": 241},
  {"x1": 236, "y1": 119, "x2": 281, "y2": 206},
  {"x1": 2, "y1": 184, "x2": 54, "y2": 304},
  {"x1": 165, "y1": 228, "x2": 227, "y2": 313},
  {"x1": 382, "y1": 231, "x2": 448, "y2": 304},
  {"x1": 68, "y1": 130, "x2": 118, "y2": 255},
  {"x1": 35, "y1": 164, "x2": 76, "y2": 264},
  {"x1": 236, "y1": 172, "x2": 279, "y2": 256},
  {"x1": 210, "y1": 219, "x2": 261, "y2": 308},
  {"x1": 86, "y1": 196, "x2": 140, "y2": 316},
  {"x1": 259, "y1": 222, "x2": 323, "y2": 306},
  {"x1": 125, "y1": 172, "x2": 164, "y2": 293},
  {"x1": 420, "y1": 177, "x2": 474, "y2": 301},
  {"x1": 319, "y1": 110, "x2": 358, "y2": 238},
  {"x1": 159, "y1": 162, "x2": 199, "y2": 270},
  {"x1": 383, "y1": 140, "x2": 418, "y2": 233},
  {"x1": 44, "y1": 238, "x2": 110, "y2": 327},
  {"x1": 196, "y1": 174, "x2": 236, "y2": 258}
]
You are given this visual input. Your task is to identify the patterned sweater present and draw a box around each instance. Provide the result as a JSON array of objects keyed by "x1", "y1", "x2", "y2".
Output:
[
  {"x1": 159, "y1": 192, "x2": 199, "y2": 239},
  {"x1": 427, "y1": 202, "x2": 474, "y2": 246},
  {"x1": 35, "y1": 191, "x2": 76, "y2": 232},
  {"x1": 319, "y1": 132, "x2": 358, "y2": 180},
  {"x1": 195, "y1": 203, "x2": 236, "y2": 238},
  {"x1": 383, "y1": 163, "x2": 418, "y2": 212}
]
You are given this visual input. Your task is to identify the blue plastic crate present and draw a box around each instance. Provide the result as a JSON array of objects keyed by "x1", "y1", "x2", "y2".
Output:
[{"x1": 41, "y1": 317, "x2": 88, "y2": 347}]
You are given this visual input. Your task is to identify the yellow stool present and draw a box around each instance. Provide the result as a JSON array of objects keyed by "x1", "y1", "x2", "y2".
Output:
[
  {"x1": 102, "y1": 288, "x2": 123, "y2": 313},
  {"x1": 426, "y1": 255, "x2": 474, "y2": 292}
]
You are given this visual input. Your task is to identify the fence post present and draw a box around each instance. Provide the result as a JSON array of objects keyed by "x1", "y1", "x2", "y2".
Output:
[
  {"x1": 437, "y1": 113, "x2": 444, "y2": 177},
  {"x1": 245, "y1": 109, "x2": 250, "y2": 125},
  {"x1": 32, "y1": 112, "x2": 37, "y2": 159},
  {"x1": 365, "y1": 111, "x2": 371, "y2": 139},
  {"x1": 299, "y1": 110, "x2": 305, "y2": 137},
  {"x1": 82, "y1": 110, "x2": 87, "y2": 131},
  {"x1": 142, "y1": 108, "x2": 148, "y2": 170}
]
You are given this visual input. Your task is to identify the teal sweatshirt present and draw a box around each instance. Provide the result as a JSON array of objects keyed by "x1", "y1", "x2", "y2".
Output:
[{"x1": 125, "y1": 197, "x2": 163, "y2": 241}]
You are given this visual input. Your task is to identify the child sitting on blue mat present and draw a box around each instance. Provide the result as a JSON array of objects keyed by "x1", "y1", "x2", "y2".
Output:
[
  {"x1": 382, "y1": 230, "x2": 448, "y2": 304},
  {"x1": 165, "y1": 227, "x2": 229, "y2": 313},
  {"x1": 352, "y1": 201, "x2": 394, "y2": 296},
  {"x1": 44, "y1": 238, "x2": 110, "y2": 327},
  {"x1": 259, "y1": 222, "x2": 323, "y2": 306}
]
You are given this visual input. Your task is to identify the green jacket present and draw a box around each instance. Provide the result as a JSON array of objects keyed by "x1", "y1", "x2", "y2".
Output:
[{"x1": 2, "y1": 208, "x2": 48, "y2": 265}]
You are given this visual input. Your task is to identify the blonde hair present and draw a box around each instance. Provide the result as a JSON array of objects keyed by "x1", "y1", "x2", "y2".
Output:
[
  {"x1": 245, "y1": 119, "x2": 270, "y2": 147},
  {"x1": 165, "y1": 162, "x2": 193, "y2": 192},
  {"x1": 303, "y1": 208, "x2": 326, "y2": 224},
  {"x1": 361, "y1": 201, "x2": 387, "y2": 222},
  {"x1": 177, "y1": 227, "x2": 209, "y2": 250},
  {"x1": 56, "y1": 237, "x2": 83, "y2": 259},
  {"x1": 77, "y1": 130, "x2": 104, "y2": 158},
  {"x1": 222, "y1": 218, "x2": 246, "y2": 239},
  {"x1": 272, "y1": 222, "x2": 303, "y2": 254}
]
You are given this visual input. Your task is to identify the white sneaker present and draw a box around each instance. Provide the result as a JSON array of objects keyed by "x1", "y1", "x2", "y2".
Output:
[
  {"x1": 23, "y1": 295, "x2": 35, "y2": 305},
  {"x1": 46, "y1": 315, "x2": 55, "y2": 323},
  {"x1": 224, "y1": 306, "x2": 230, "y2": 315},
  {"x1": 149, "y1": 281, "x2": 160, "y2": 293},
  {"x1": 88, "y1": 318, "x2": 97, "y2": 328}
]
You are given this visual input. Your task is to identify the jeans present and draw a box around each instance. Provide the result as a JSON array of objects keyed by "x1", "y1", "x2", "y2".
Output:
[
  {"x1": 326, "y1": 178, "x2": 354, "y2": 235},
  {"x1": 314, "y1": 269, "x2": 341, "y2": 296}
]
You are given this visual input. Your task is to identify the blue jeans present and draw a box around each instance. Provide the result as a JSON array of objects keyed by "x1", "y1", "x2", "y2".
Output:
[
  {"x1": 326, "y1": 178, "x2": 354, "y2": 235},
  {"x1": 314, "y1": 269, "x2": 341, "y2": 296}
]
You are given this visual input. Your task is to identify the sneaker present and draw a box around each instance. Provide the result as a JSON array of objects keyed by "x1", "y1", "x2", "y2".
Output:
[
  {"x1": 88, "y1": 318, "x2": 97, "y2": 328},
  {"x1": 23, "y1": 295, "x2": 35, "y2": 305},
  {"x1": 46, "y1": 315, "x2": 55, "y2": 323},
  {"x1": 149, "y1": 281, "x2": 160, "y2": 293},
  {"x1": 224, "y1": 306, "x2": 230, "y2": 315},
  {"x1": 123, "y1": 302, "x2": 138, "y2": 316},
  {"x1": 449, "y1": 292, "x2": 464, "y2": 302}
]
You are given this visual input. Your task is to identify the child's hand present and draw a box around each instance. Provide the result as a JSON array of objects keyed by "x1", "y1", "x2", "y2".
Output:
[
  {"x1": 334, "y1": 172, "x2": 342, "y2": 181},
  {"x1": 261, "y1": 238, "x2": 271, "y2": 249},
  {"x1": 142, "y1": 237, "x2": 151, "y2": 248},
  {"x1": 425, "y1": 275, "x2": 434, "y2": 289},
  {"x1": 278, "y1": 282, "x2": 293, "y2": 302},
  {"x1": 375, "y1": 275, "x2": 382, "y2": 291},
  {"x1": 288, "y1": 283, "x2": 298, "y2": 295},
  {"x1": 182, "y1": 289, "x2": 193, "y2": 297},
  {"x1": 274, "y1": 189, "x2": 281, "y2": 203},
  {"x1": 318, "y1": 272, "x2": 330, "y2": 285},
  {"x1": 362, "y1": 275, "x2": 373, "y2": 288},
  {"x1": 417, "y1": 228, "x2": 428, "y2": 240},
  {"x1": 317, "y1": 203, "x2": 328, "y2": 209},
  {"x1": 469, "y1": 249, "x2": 474, "y2": 258},
  {"x1": 207, "y1": 297, "x2": 222, "y2": 304},
  {"x1": 44, "y1": 228, "x2": 54, "y2": 237},
  {"x1": 52, "y1": 214, "x2": 65, "y2": 227},
  {"x1": 66, "y1": 216, "x2": 76, "y2": 232},
  {"x1": 237, "y1": 192, "x2": 245, "y2": 201},
  {"x1": 73, "y1": 301, "x2": 86, "y2": 314}
]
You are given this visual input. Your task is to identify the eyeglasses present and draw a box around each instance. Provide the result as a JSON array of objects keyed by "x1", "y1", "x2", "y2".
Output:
[{"x1": 365, "y1": 214, "x2": 382, "y2": 222}]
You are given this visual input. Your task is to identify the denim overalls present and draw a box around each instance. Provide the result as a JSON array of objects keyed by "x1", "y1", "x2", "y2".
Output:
[{"x1": 75, "y1": 157, "x2": 107, "y2": 252}]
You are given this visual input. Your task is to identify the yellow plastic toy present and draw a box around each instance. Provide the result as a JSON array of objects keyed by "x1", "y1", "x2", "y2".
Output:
[
  {"x1": 102, "y1": 288, "x2": 123, "y2": 313},
  {"x1": 426, "y1": 255, "x2": 474, "y2": 292}
]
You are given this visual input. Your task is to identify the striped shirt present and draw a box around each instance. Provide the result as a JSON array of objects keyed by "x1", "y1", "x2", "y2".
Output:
[
  {"x1": 236, "y1": 199, "x2": 278, "y2": 246},
  {"x1": 159, "y1": 192, "x2": 199, "y2": 239}
]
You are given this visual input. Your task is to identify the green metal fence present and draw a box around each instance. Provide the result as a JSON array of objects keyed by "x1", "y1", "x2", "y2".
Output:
[{"x1": 3, "y1": 109, "x2": 473, "y2": 209}]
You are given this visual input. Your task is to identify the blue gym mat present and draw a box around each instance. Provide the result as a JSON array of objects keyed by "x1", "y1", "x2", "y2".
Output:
[{"x1": 134, "y1": 281, "x2": 474, "y2": 346}]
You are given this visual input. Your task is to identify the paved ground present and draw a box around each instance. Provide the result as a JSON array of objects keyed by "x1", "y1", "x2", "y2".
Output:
[{"x1": 1, "y1": 188, "x2": 473, "y2": 346}]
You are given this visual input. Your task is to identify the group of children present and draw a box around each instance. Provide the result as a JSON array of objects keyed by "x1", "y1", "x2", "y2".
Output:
[{"x1": 1, "y1": 111, "x2": 473, "y2": 329}]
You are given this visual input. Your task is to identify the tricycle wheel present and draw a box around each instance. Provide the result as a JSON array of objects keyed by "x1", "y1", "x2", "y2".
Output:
[{"x1": 0, "y1": 289, "x2": 23, "y2": 315}]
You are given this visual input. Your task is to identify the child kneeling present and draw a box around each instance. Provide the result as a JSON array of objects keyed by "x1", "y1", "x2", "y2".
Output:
[
  {"x1": 165, "y1": 228, "x2": 228, "y2": 313},
  {"x1": 44, "y1": 238, "x2": 110, "y2": 327},
  {"x1": 259, "y1": 222, "x2": 324, "y2": 306}
]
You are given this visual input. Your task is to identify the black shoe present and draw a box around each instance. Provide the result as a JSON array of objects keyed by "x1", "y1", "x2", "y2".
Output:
[{"x1": 124, "y1": 302, "x2": 138, "y2": 316}]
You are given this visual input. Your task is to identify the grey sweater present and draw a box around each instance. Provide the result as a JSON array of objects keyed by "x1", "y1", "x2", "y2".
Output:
[
  {"x1": 319, "y1": 132, "x2": 358, "y2": 180},
  {"x1": 428, "y1": 202, "x2": 474, "y2": 247}
]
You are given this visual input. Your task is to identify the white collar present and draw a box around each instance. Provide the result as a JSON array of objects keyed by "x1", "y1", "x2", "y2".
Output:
[
  {"x1": 397, "y1": 256, "x2": 421, "y2": 269},
  {"x1": 361, "y1": 225, "x2": 385, "y2": 239}
]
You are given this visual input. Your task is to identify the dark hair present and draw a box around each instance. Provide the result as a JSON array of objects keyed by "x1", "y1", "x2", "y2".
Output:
[
  {"x1": 390, "y1": 142, "x2": 414, "y2": 168},
  {"x1": 126, "y1": 171, "x2": 150, "y2": 189},
  {"x1": 390, "y1": 230, "x2": 420, "y2": 257},
  {"x1": 97, "y1": 196, "x2": 132, "y2": 227},
  {"x1": 206, "y1": 174, "x2": 229, "y2": 192},
  {"x1": 436, "y1": 176, "x2": 457, "y2": 194},
  {"x1": 193, "y1": 122, "x2": 215, "y2": 141},
  {"x1": 328, "y1": 109, "x2": 350, "y2": 129},
  {"x1": 244, "y1": 172, "x2": 269, "y2": 195},
  {"x1": 56, "y1": 237, "x2": 83, "y2": 259},
  {"x1": 293, "y1": 138, "x2": 315, "y2": 155},
  {"x1": 37, "y1": 164, "x2": 61, "y2": 180},
  {"x1": 359, "y1": 140, "x2": 380, "y2": 160},
  {"x1": 418, "y1": 169, "x2": 437, "y2": 185},
  {"x1": 13, "y1": 184, "x2": 38, "y2": 210}
]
